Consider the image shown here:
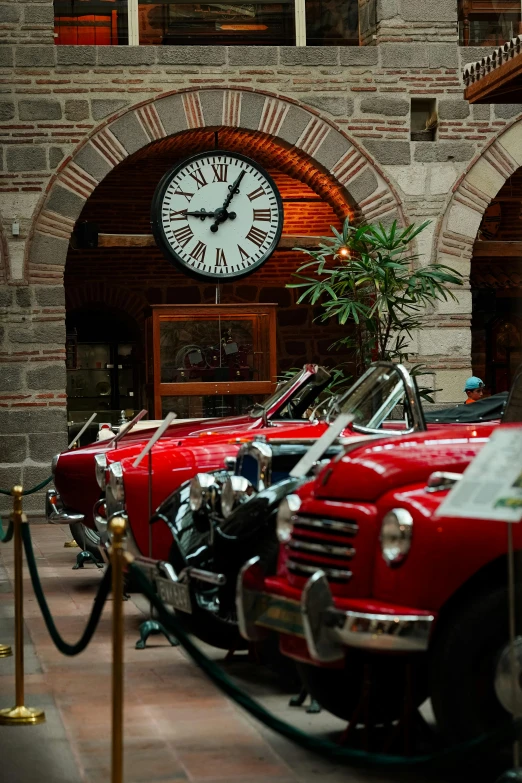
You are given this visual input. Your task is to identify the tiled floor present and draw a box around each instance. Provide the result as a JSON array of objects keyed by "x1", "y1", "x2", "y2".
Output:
[{"x1": 0, "y1": 524, "x2": 511, "y2": 783}]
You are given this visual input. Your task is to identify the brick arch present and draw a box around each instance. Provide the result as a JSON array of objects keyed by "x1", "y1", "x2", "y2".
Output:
[
  {"x1": 66, "y1": 283, "x2": 148, "y2": 325},
  {"x1": 26, "y1": 87, "x2": 405, "y2": 277},
  {"x1": 436, "y1": 118, "x2": 522, "y2": 273}
]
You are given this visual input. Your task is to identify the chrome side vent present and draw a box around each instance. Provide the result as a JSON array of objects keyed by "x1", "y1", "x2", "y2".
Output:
[{"x1": 425, "y1": 471, "x2": 463, "y2": 492}]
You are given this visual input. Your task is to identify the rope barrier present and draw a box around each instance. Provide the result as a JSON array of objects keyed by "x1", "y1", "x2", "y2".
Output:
[
  {"x1": 130, "y1": 561, "x2": 522, "y2": 769},
  {"x1": 22, "y1": 524, "x2": 112, "y2": 656},
  {"x1": 0, "y1": 515, "x2": 14, "y2": 544},
  {"x1": 0, "y1": 476, "x2": 53, "y2": 497}
]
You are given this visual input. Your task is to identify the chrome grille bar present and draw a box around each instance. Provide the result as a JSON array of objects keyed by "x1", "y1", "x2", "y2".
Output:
[
  {"x1": 288, "y1": 539, "x2": 355, "y2": 558},
  {"x1": 292, "y1": 515, "x2": 358, "y2": 536},
  {"x1": 287, "y1": 559, "x2": 352, "y2": 582}
]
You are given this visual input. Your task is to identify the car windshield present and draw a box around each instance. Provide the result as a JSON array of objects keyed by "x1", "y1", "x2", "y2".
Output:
[
  {"x1": 338, "y1": 364, "x2": 415, "y2": 432},
  {"x1": 249, "y1": 367, "x2": 329, "y2": 419}
]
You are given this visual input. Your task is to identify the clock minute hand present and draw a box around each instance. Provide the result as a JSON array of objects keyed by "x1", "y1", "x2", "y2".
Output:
[
  {"x1": 210, "y1": 171, "x2": 246, "y2": 233},
  {"x1": 223, "y1": 170, "x2": 245, "y2": 210}
]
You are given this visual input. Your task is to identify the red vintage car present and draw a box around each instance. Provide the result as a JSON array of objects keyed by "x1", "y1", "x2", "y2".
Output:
[
  {"x1": 236, "y1": 390, "x2": 522, "y2": 743},
  {"x1": 46, "y1": 365, "x2": 331, "y2": 552}
]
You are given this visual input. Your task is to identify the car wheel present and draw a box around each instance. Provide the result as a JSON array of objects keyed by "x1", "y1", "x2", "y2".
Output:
[
  {"x1": 430, "y1": 584, "x2": 519, "y2": 742},
  {"x1": 297, "y1": 650, "x2": 427, "y2": 724},
  {"x1": 69, "y1": 522, "x2": 102, "y2": 562}
]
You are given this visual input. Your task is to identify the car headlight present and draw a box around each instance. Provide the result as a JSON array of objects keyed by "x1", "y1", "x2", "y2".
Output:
[
  {"x1": 221, "y1": 475, "x2": 254, "y2": 519},
  {"x1": 189, "y1": 473, "x2": 217, "y2": 512},
  {"x1": 108, "y1": 462, "x2": 125, "y2": 504},
  {"x1": 95, "y1": 453, "x2": 107, "y2": 490},
  {"x1": 380, "y1": 508, "x2": 413, "y2": 566},
  {"x1": 51, "y1": 453, "x2": 60, "y2": 476},
  {"x1": 276, "y1": 494, "x2": 301, "y2": 543}
]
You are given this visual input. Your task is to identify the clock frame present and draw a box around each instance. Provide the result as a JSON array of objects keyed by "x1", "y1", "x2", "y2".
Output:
[{"x1": 150, "y1": 150, "x2": 284, "y2": 282}]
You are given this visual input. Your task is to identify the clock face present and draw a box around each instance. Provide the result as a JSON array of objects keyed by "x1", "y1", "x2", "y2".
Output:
[{"x1": 151, "y1": 151, "x2": 284, "y2": 281}]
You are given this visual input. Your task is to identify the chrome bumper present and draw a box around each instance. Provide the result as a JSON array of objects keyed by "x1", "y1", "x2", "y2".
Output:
[
  {"x1": 45, "y1": 489, "x2": 84, "y2": 525},
  {"x1": 237, "y1": 558, "x2": 434, "y2": 663}
]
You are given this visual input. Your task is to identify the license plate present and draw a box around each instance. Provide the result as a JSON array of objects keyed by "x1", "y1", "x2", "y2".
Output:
[
  {"x1": 156, "y1": 577, "x2": 192, "y2": 614},
  {"x1": 255, "y1": 594, "x2": 304, "y2": 638}
]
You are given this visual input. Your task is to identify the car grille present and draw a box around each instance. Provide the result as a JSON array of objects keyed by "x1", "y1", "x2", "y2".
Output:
[{"x1": 287, "y1": 514, "x2": 358, "y2": 583}]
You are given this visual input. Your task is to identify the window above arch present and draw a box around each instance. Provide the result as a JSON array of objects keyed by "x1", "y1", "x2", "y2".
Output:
[
  {"x1": 53, "y1": 0, "x2": 360, "y2": 46},
  {"x1": 459, "y1": 0, "x2": 522, "y2": 46}
]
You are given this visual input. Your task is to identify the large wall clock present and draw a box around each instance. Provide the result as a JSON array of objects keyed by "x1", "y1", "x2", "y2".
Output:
[{"x1": 151, "y1": 151, "x2": 284, "y2": 281}]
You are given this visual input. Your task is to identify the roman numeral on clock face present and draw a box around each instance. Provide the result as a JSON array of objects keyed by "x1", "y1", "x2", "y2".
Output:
[
  {"x1": 238, "y1": 245, "x2": 250, "y2": 263},
  {"x1": 246, "y1": 225, "x2": 268, "y2": 248},
  {"x1": 247, "y1": 186, "x2": 265, "y2": 202},
  {"x1": 212, "y1": 164, "x2": 228, "y2": 183},
  {"x1": 191, "y1": 240, "x2": 206, "y2": 263},
  {"x1": 253, "y1": 209, "x2": 271, "y2": 222},
  {"x1": 189, "y1": 168, "x2": 207, "y2": 189},
  {"x1": 170, "y1": 209, "x2": 188, "y2": 221},
  {"x1": 174, "y1": 187, "x2": 194, "y2": 202},
  {"x1": 173, "y1": 224, "x2": 193, "y2": 248},
  {"x1": 215, "y1": 248, "x2": 227, "y2": 266}
]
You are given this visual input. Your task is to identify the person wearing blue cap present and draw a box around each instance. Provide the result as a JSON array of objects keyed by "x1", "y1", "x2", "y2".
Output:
[{"x1": 464, "y1": 376, "x2": 484, "y2": 404}]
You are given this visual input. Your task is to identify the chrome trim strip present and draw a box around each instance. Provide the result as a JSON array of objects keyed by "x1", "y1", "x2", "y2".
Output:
[
  {"x1": 289, "y1": 539, "x2": 355, "y2": 558},
  {"x1": 293, "y1": 515, "x2": 359, "y2": 535},
  {"x1": 287, "y1": 559, "x2": 352, "y2": 581},
  {"x1": 45, "y1": 489, "x2": 84, "y2": 525}
]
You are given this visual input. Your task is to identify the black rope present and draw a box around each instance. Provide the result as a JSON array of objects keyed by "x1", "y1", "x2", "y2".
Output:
[
  {"x1": 130, "y1": 562, "x2": 522, "y2": 768},
  {"x1": 0, "y1": 515, "x2": 14, "y2": 544},
  {"x1": 22, "y1": 524, "x2": 111, "y2": 656}
]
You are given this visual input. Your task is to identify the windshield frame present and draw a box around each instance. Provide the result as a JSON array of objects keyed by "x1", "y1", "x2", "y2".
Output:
[
  {"x1": 332, "y1": 362, "x2": 426, "y2": 435},
  {"x1": 249, "y1": 364, "x2": 331, "y2": 422}
]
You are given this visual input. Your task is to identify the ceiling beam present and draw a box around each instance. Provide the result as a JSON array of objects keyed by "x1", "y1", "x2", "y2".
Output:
[
  {"x1": 95, "y1": 233, "x2": 324, "y2": 249},
  {"x1": 473, "y1": 241, "x2": 522, "y2": 257}
]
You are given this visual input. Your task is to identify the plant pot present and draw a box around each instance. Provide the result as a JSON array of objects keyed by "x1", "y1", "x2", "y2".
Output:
[{"x1": 411, "y1": 129, "x2": 435, "y2": 142}]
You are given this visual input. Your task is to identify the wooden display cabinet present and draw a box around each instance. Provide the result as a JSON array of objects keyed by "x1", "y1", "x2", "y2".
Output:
[{"x1": 145, "y1": 304, "x2": 277, "y2": 419}]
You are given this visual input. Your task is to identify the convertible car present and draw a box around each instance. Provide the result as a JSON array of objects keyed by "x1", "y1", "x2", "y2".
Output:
[
  {"x1": 47, "y1": 365, "x2": 331, "y2": 553},
  {"x1": 234, "y1": 373, "x2": 522, "y2": 744}
]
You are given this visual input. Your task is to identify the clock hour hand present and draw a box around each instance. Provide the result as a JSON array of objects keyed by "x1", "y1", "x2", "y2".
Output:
[{"x1": 186, "y1": 209, "x2": 214, "y2": 220}]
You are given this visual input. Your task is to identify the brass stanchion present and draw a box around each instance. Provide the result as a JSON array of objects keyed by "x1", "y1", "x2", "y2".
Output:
[
  {"x1": 110, "y1": 516, "x2": 126, "y2": 783},
  {"x1": 0, "y1": 644, "x2": 12, "y2": 658},
  {"x1": 0, "y1": 486, "x2": 45, "y2": 725},
  {"x1": 63, "y1": 540, "x2": 79, "y2": 548}
]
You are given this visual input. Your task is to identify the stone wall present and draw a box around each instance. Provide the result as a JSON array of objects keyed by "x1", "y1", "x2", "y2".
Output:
[{"x1": 0, "y1": 2, "x2": 520, "y2": 509}]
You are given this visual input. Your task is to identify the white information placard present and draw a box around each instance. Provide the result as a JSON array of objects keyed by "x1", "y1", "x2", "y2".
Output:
[{"x1": 435, "y1": 427, "x2": 522, "y2": 523}]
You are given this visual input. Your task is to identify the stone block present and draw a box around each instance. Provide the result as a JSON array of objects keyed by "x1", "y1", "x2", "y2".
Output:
[
  {"x1": 280, "y1": 47, "x2": 338, "y2": 66},
  {"x1": 238, "y1": 91, "x2": 265, "y2": 131},
  {"x1": 26, "y1": 364, "x2": 66, "y2": 391},
  {"x1": 15, "y1": 46, "x2": 55, "y2": 68},
  {"x1": 360, "y1": 96, "x2": 409, "y2": 116},
  {"x1": 45, "y1": 184, "x2": 85, "y2": 221},
  {"x1": 429, "y1": 163, "x2": 459, "y2": 195},
  {"x1": 0, "y1": 365, "x2": 23, "y2": 392},
  {"x1": 363, "y1": 139, "x2": 411, "y2": 165},
  {"x1": 414, "y1": 141, "x2": 474, "y2": 163},
  {"x1": 65, "y1": 100, "x2": 89, "y2": 121},
  {"x1": 91, "y1": 99, "x2": 129, "y2": 121},
  {"x1": 109, "y1": 112, "x2": 149, "y2": 155},
  {"x1": 394, "y1": 163, "x2": 427, "y2": 196},
  {"x1": 446, "y1": 201, "x2": 482, "y2": 240},
  {"x1": 278, "y1": 105, "x2": 310, "y2": 146},
  {"x1": 349, "y1": 167, "x2": 379, "y2": 204},
  {"x1": 436, "y1": 290, "x2": 472, "y2": 315},
  {"x1": 9, "y1": 322, "x2": 65, "y2": 345},
  {"x1": 304, "y1": 95, "x2": 352, "y2": 117},
  {"x1": 157, "y1": 46, "x2": 226, "y2": 65},
  {"x1": 428, "y1": 44, "x2": 459, "y2": 69},
  {"x1": 438, "y1": 100, "x2": 469, "y2": 120},
  {"x1": 23, "y1": 465, "x2": 54, "y2": 493},
  {"x1": 0, "y1": 101, "x2": 14, "y2": 121},
  {"x1": 0, "y1": 408, "x2": 67, "y2": 435},
  {"x1": 466, "y1": 157, "x2": 505, "y2": 199},
  {"x1": 498, "y1": 122, "x2": 522, "y2": 166},
  {"x1": 472, "y1": 104, "x2": 490, "y2": 120},
  {"x1": 400, "y1": 0, "x2": 457, "y2": 22},
  {"x1": 23, "y1": 5, "x2": 54, "y2": 24},
  {"x1": 0, "y1": 287, "x2": 12, "y2": 307},
  {"x1": 199, "y1": 90, "x2": 224, "y2": 128},
  {"x1": 28, "y1": 433, "x2": 67, "y2": 463},
  {"x1": 433, "y1": 369, "x2": 471, "y2": 403},
  {"x1": 0, "y1": 5, "x2": 20, "y2": 22},
  {"x1": 35, "y1": 286, "x2": 65, "y2": 307},
  {"x1": 57, "y1": 46, "x2": 96, "y2": 66},
  {"x1": 0, "y1": 46, "x2": 13, "y2": 67},
  {"x1": 0, "y1": 466, "x2": 23, "y2": 493},
  {"x1": 155, "y1": 94, "x2": 188, "y2": 137},
  {"x1": 340, "y1": 47, "x2": 378, "y2": 66},
  {"x1": 74, "y1": 142, "x2": 111, "y2": 183},
  {"x1": 495, "y1": 104, "x2": 522, "y2": 120},
  {"x1": 6, "y1": 146, "x2": 46, "y2": 172},
  {"x1": 1, "y1": 436, "x2": 26, "y2": 464},
  {"x1": 15, "y1": 287, "x2": 31, "y2": 308},
  {"x1": 29, "y1": 233, "x2": 69, "y2": 267},
  {"x1": 97, "y1": 46, "x2": 156, "y2": 66},
  {"x1": 228, "y1": 46, "x2": 278, "y2": 66},
  {"x1": 380, "y1": 43, "x2": 428, "y2": 68},
  {"x1": 49, "y1": 147, "x2": 64, "y2": 170},
  {"x1": 314, "y1": 131, "x2": 352, "y2": 173},
  {"x1": 418, "y1": 327, "x2": 471, "y2": 356},
  {"x1": 19, "y1": 99, "x2": 62, "y2": 121},
  {"x1": 461, "y1": 46, "x2": 500, "y2": 67}
]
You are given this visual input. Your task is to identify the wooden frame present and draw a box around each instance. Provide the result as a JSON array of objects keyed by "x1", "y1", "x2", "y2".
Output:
[{"x1": 146, "y1": 304, "x2": 278, "y2": 419}]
